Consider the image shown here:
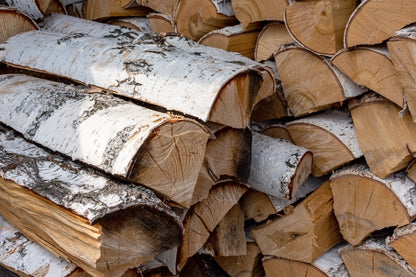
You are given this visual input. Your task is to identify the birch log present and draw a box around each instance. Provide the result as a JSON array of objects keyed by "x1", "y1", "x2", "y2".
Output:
[
  {"x1": 388, "y1": 222, "x2": 416, "y2": 273},
  {"x1": 0, "y1": 74, "x2": 209, "y2": 208},
  {"x1": 330, "y1": 163, "x2": 416, "y2": 246},
  {"x1": 259, "y1": 122, "x2": 293, "y2": 143},
  {"x1": 107, "y1": 16, "x2": 152, "y2": 32},
  {"x1": 135, "y1": 0, "x2": 179, "y2": 18},
  {"x1": 84, "y1": 0, "x2": 151, "y2": 21},
  {"x1": 4, "y1": 0, "x2": 50, "y2": 19},
  {"x1": 287, "y1": 109, "x2": 363, "y2": 177},
  {"x1": 248, "y1": 131, "x2": 312, "y2": 200},
  {"x1": 147, "y1": 13, "x2": 176, "y2": 33},
  {"x1": 0, "y1": 126, "x2": 183, "y2": 277},
  {"x1": 0, "y1": 6, "x2": 38, "y2": 42}
]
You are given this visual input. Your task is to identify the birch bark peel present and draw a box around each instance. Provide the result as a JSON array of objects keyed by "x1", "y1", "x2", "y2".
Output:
[
  {"x1": 0, "y1": 127, "x2": 182, "y2": 277},
  {"x1": 331, "y1": 46, "x2": 404, "y2": 108},
  {"x1": 0, "y1": 30, "x2": 262, "y2": 129},
  {"x1": 0, "y1": 6, "x2": 38, "y2": 43},
  {"x1": 4, "y1": 0, "x2": 50, "y2": 19},
  {"x1": 107, "y1": 17, "x2": 153, "y2": 32},
  {"x1": 330, "y1": 164, "x2": 416, "y2": 246},
  {"x1": 0, "y1": 74, "x2": 209, "y2": 208}
]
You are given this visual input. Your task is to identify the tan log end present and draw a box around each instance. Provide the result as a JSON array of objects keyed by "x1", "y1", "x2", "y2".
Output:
[{"x1": 0, "y1": 7, "x2": 38, "y2": 43}]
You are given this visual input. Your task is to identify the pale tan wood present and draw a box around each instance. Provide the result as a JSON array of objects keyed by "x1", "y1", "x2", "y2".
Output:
[
  {"x1": 254, "y1": 21, "x2": 294, "y2": 62},
  {"x1": 349, "y1": 93, "x2": 416, "y2": 178},
  {"x1": 241, "y1": 189, "x2": 277, "y2": 222},
  {"x1": 231, "y1": 0, "x2": 289, "y2": 29},
  {"x1": 251, "y1": 83, "x2": 289, "y2": 121},
  {"x1": 285, "y1": 0, "x2": 357, "y2": 55},
  {"x1": 388, "y1": 222, "x2": 416, "y2": 274},
  {"x1": 136, "y1": 0, "x2": 180, "y2": 17},
  {"x1": 85, "y1": 0, "x2": 151, "y2": 20},
  {"x1": 147, "y1": 13, "x2": 176, "y2": 33},
  {"x1": 260, "y1": 123, "x2": 294, "y2": 143},
  {"x1": 406, "y1": 160, "x2": 416, "y2": 182},
  {"x1": 46, "y1": 0, "x2": 66, "y2": 14},
  {"x1": 332, "y1": 46, "x2": 404, "y2": 108},
  {"x1": 0, "y1": 6, "x2": 38, "y2": 43},
  {"x1": 251, "y1": 181, "x2": 343, "y2": 263}
]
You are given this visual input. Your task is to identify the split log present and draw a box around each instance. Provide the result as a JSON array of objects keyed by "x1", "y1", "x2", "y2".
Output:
[
  {"x1": 135, "y1": 0, "x2": 179, "y2": 18},
  {"x1": 259, "y1": 122, "x2": 293, "y2": 143},
  {"x1": 349, "y1": 93, "x2": 416, "y2": 178},
  {"x1": 231, "y1": 0, "x2": 288, "y2": 29},
  {"x1": 287, "y1": 108, "x2": 363, "y2": 177},
  {"x1": 341, "y1": 236, "x2": 416, "y2": 277},
  {"x1": 198, "y1": 24, "x2": 260, "y2": 59},
  {"x1": 174, "y1": 0, "x2": 238, "y2": 41},
  {"x1": 388, "y1": 222, "x2": 416, "y2": 273},
  {"x1": 331, "y1": 46, "x2": 404, "y2": 108},
  {"x1": 254, "y1": 21, "x2": 294, "y2": 62},
  {"x1": 344, "y1": 0, "x2": 416, "y2": 48},
  {"x1": 262, "y1": 243, "x2": 349, "y2": 277},
  {"x1": 63, "y1": 1, "x2": 84, "y2": 17},
  {"x1": 330, "y1": 163, "x2": 416, "y2": 246},
  {"x1": 407, "y1": 160, "x2": 416, "y2": 182},
  {"x1": 285, "y1": 0, "x2": 357, "y2": 56},
  {"x1": 0, "y1": 74, "x2": 209, "y2": 208},
  {"x1": 177, "y1": 181, "x2": 248, "y2": 270},
  {"x1": 251, "y1": 181, "x2": 343, "y2": 263},
  {"x1": 180, "y1": 254, "x2": 229, "y2": 277},
  {"x1": 0, "y1": 6, "x2": 38, "y2": 43},
  {"x1": 84, "y1": 0, "x2": 151, "y2": 21},
  {"x1": 46, "y1": 0, "x2": 66, "y2": 15},
  {"x1": 248, "y1": 131, "x2": 312, "y2": 200},
  {"x1": 274, "y1": 45, "x2": 366, "y2": 117},
  {"x1": 106, "y1": 16, "x2": 152, "y2": 32},
  {"x1": 147, "y1": 13, "x2": 176, "y2": 33},
  {"x1": 0, "y1": 127, "x2": 183, "y2": 277},
  {"x1": 4, "y1": 0, "x2": 51, "y2": 19}
]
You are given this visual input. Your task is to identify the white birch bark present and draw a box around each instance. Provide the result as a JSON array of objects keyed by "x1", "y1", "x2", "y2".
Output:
[
  {"x1": 0, "y1": 215, "x2": 78, "y2": 277},
  {"x1": 313, "y1": 243, "x2": 349, "y2": 277},
  {"x1": 4, "y1": 0, "x2": 45, "y2": 19},
  {"x1": 211, "y1": 0, "x2": 234, "y2": 16},
  {"x1": 108, "y1": 16, "x2": 152, "y2": 32}
]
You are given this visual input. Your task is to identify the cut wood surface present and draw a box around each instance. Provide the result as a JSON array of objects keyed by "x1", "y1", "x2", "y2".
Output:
[
  {"x1": 0, "y1": 74, "x2": 208, "y2": 208},
  {"x1": 4, "y1": 0, "x2": 50, "y2": 19},
  {"x1": 254, "y1": 21, "x2": 294, "y2": 62},
  {"x1": 46, "y1": 0, "x2": 66, "y2": 15},
  {"x1": 349, "y1": 93, "x2": 416, "y2": 178},
  {"x1": 330, "y1": 163, "x2": 416, "y2": 246},
  {"x1": 136, "y1": 0, "x2": 179, "y2": 17},
  {"x1": 388, "y1": 222, "x2": 416, "y2": 273},
  {"x1": 287, "y1": 109, "x2": 363, "y2": 177},
  {"x1": 180, "y1": 254, "x2": 229, "y2": 277},
  {"x1": 198, "y1": 24, "x2": 260, "y2": 59},
  {"x1": 332, "y1": 46, "x2": 404, "y2": 107},
  {"x1": 147, "y1": 13, "x2": 176, "y2": 33},
  {"x1": 407, "y1": 160, "x2": 416, "y2": 183},
  {"x1": 174, "y1": 0, "x2": 238, "y2": 41},
  {"x1": 259, "y1": 123, "x2": 293, "y2": 143},
  {"x1": 248, "y1": 132, "x2": 312, "y2": 200},
  {"x1": 84, "y1": 0, "x2": 151, "y2": 21},
  {"x1": 341, "y1": 236, "x2": 416, "y2": 277},
  {"x1": 285, "y1": 0, "x2": 357, "y2": 55},
  {"x1": 107, "y1": 16, "x2": 152, "y2": 32},
  {"x1": 344, "y1": 0, "x2": 416, "y2": 48},
  {"x1": 263, "y1": 243, "x2": 349, "y2": 277},
  {"x1": 0, "y1": 127, "x2": 182, "y2": 277},
  {"x1": 0, "y1": 6, "x2": 38, "y2": 42},
  {"x1": 251, "y1": 181, "x2": 343, "y2": 263},
  {"x1": 274, "y1": 45, "x2": 366, "y2": 117}
]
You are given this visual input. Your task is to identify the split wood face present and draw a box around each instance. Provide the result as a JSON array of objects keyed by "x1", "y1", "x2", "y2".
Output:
[{"x1": 0, "y1": 6, "x2": 39, "y2": 43}]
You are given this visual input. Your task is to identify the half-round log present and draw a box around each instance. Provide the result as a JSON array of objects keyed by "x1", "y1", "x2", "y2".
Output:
[{"x1": 0, "y1": 6, "x2": 38, "y2": 43}]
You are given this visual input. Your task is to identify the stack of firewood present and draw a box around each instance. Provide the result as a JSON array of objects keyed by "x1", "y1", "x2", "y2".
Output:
[{"x1": 2, "y1": 0, "x2": 416, "y2": 276}]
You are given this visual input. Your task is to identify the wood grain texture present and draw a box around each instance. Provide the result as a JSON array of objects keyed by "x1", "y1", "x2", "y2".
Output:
[{"x1": 0, "y1": 6, "x2": 38, "y2": 43}]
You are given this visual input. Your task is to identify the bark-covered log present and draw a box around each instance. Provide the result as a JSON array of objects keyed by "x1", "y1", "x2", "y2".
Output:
[
  {"x1": 0, "y1": 126, "x2": 183, "y2": 277},
  {"x1": 147, "y1": 13, "x2": 176, "y2": 33},
  {"x1": 0, "y1": 6, "x2": 38, "y2": 42},
  {"x1": 135, "y1": 0, "x2": 179, "y2": 17},
  {"x1": 259, "y1": 122, "x2": 293, "y2": 143},
  {"x1": 388, "y1": 222, "x2": 416, "y2": 274},
  {"x1": 84, "y1": 0, "x2": 151, "y2": 21},
  {"x1": 106, "y1": 16, "x2": 152, "y2": 32},
  {"x1": 4, "y1": 0, "x2": 51, "y2": 19},
  {"x1": 0, "y1": 74, "x2": 209, "y2": 208}
]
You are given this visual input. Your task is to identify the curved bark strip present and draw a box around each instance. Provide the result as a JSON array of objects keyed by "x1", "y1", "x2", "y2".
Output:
[
  {"x1": 0, "y1": 6, "x2": 38, "y2": 43},
  {"x1": 0, "y1": 74, "x2": 209, "y2": 208},
  {"x1": 107, "y1": 16, "x2": 152, "y2": 32},
  {"x1": 4, "y1": 0, "x2": 49, "y2": 19}
]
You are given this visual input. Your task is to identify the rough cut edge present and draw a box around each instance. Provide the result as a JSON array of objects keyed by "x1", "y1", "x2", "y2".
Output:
[
  {"x1": 348, "y1": 92, "x2": 386, "y2": 110},
  {"x1": 211, "y1": 0, "x2": 234, "y2": 17},
  {"x1": 0, "y1": 5, "x2": 39, "y2": 29},
  {"x1": 108, "y1": 16, "x2": 152, "y2": 32},
  {"x1": 388, "y1": 222, "x2": 416, "y2": 245},
  {"x1": 343, "y1": 0, "x2": 368, "y2": 48},
  {"x1": 327, "y1": 60, "x2": 368, "y2": 98},
  {"x1": 0, "y1": 215, "x2": 78, "y2": 277},
  {"x1": 313, "y1": 243, "x2": 349, "y2": 277},
  {"x1": 394, "y1": 24, "x2": 416, "y2": 40},
  {"x1": 4, "y1": 0, "x2": 44, "y2": 19},
  {"x1": 331, "y1": 163, "x2": 416, "y2": 218},
  {"x1": 0, "y1": 125, "x2": 182, "y2": 226},
  {"x1": 286, "y1": 109, "x2": 363, "y2": 158},
  {"x1": 147, "y1": 12, "x2": 175, "y2": 26},
  {"x1": 198, "y1": 24, "x2": 246, "y2": 39},
  {"x1": 332, "y1": 45, "x2": 391, "y2": 62}
]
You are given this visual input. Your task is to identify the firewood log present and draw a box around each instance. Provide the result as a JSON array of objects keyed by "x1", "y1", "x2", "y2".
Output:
[
  {"x1": 274, "y1": 45, "x2": 366, "y2": 117},
  {"x1": 84, "y1": 0, "x2": 151, "y2": 21},
  {"x1": 177, "y1": 181, "x2": 248, "y2": 270},
  {"x1": 349, "y1": 93, "x2": 416, "y2": 178},
  {"x1": 136, "y1": 0, "x2": 179, "y2": 18},
  {"x1": 106, "y1": 16, "x2": 152, "y2": 32},
  {"x1": 231, "y1": 0, "x2": 288, "y2": 29},
  {"x1": 285, "y1": 0, "x2": 358, "y2": 56},
  {"x1": 4, "y1": 0, "x2": 51, "y2": 19},
  {"x1": 387, "y1": 222, "x2": 416, "y2": 273},
  {"x1": 0, "y1": 127, "x2": 183, "y2": 277},
  {"x1": 254, "y1": 21, "x2": 294, "y2": 62},
  {"x1": 259, "y1": 122, "x2": 293, "y2": 143},
  {"x1": 341, "y1": 236, "x2": 416, "y2": 277},
  {"x1": 198, "y1": 24, "x2": 260, "y2": 59},
  {"x1": 46, "y1": 0, "x2": 66, "y2": 14},
  {"x1": 344, "y1": 0, "x2": 416, "y2": 48},
  {"x1": 0, "y1": 74, "x2": 209, "y2": 208},
  {"x1": 330, "y1": 163, "x2": 416, "y2": 246},
  {"x1": 262, "y1": 243, "x2": 349, "y2": 277},
  {"x1": 0, "y1": 6, "x2": 38, "y2": 42},
  {"x1": 174, "y1": 0, "x2": 238, "y2": 41},
  {"x1": 63, "y1": 1, "x2": 84, "y2": 17},
  {"x1": 180, "y1": 254, "x2": 229, "y2": 277},
  {"x1": 287, "y1": 108, "x2": 363, "y2": 177},
  {"x1": 331, "y1": 46, "x2": 404, "y2": 108},
  {"x1": 251, "y1": 82, "x2": 290, "y2": 121},
  {"x1": 251, "y1": 181, "x2": 343, "y2": 263},
  {"x1": 147, "y1": 13, "x2": 176, "y2": 33},
  {"x1": 407, "y1": 160, "x2": 416, "y2": 182}
]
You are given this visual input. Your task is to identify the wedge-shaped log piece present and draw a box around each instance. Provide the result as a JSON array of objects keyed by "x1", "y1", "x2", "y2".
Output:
[
  {"x1": 332, "y1": 46, "x2": 404, "y2": 107},
  {"x1": 107, "y1": 16, "x2": 152, "y2": 32},
  {"x1": 147, "y1": 13, "x2": 176, "y2": 33},
  {"x1": 177, "y1": 181, "x2": 248, "y2": 270},
  {"x1": 263, "y1": 243, "x2": 349, "y2": 277},
  {"x1": 285, "y1": 0, "x2": 357, "y2": 56},
  {"x1": 248, "y1": 132, "x2": 312, "y2": 200},
  {"x1": 4, "y1": 0, "x2": 51, "y2": 19},
  {"x1": 180, "y1": 254, "x2": 229, "y2": 277},
  {"x1": 0, "y1": 127, "x2": 182, "y2": 277},
  {"x1": 287, "y1": 109, "x2": 363, "y2": 177},
  {"x1": 330, "y1": 163, "x2": 416, "y2": 246},
  {"x1": 251, "y1": 181, "x2": 343, "y2": 263},
  {"x1": 344, "y1": 0, "x2": 416, "y2": 48},
  {"x1": 274, "y1": 45, "x2": 366, "y2": 117},
  {"x1": 198, "y1": 24, "x2": 260, "y2": 59},
  {"x1": 388, "y1": 222, "x2": 416, "y2": 272},
  {"x1": 349, "y1": 93, "x2": 416, "y2": 178},
  {"x1": 136, "y1": 0, "x2": 179, "y2": 17},
  {"x1": 259, "y1": 122, "x2": 293, "y2": 143},
  {"x1": 84, "y1": 0, "x2": 151, "y2": 21},
  {"x1": 0, "y1": 74, "x2": 208, "y2": 208},
  {"x1": 0, "y1": 6, "x2": 38, "y2": 43},
  {"x1": 231, "y1": 0, "x2": 288, "y2": 29},
  {"x1": 407, "y1": 160, "x2": 416, "y2": 183},
  {"x1": 341, "y1": 237, "x2": 416, "y2": 277}
]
